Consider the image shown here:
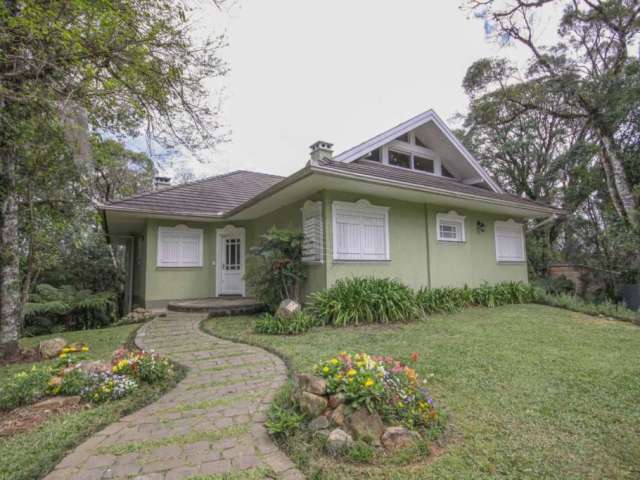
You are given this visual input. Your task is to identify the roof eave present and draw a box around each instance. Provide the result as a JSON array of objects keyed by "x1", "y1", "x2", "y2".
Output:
[{"x1": 310, "y1": 164, "x2": 563, "y2": 217}]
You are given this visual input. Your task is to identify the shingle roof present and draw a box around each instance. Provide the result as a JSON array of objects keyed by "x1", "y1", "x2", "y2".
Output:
[
  {"x1": 314, "y1": 159, "x2": 561, "y2": 213},
  {"x1": 104, "y1": 170, "x2": 284, "y2": 217}
]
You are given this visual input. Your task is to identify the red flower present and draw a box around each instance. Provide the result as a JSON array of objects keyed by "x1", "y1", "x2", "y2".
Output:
[{"x1": 410, "y1": 352, "x2": 419, "y2": 363}]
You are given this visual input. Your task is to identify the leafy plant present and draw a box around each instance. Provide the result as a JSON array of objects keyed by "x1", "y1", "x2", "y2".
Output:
[
  {"x1": 416, "y1": 281, "x2": 536, "y2": 314},
  {"x1": 266, "y1": 381, "x2": 304, "y2": 437},
  {"x1": 23, "y1": 284, "x2": 117, "y2": 332},
  {"x1": 55, "y1": 369, "x2": 91, "y2": 396},
  {"x1": 80, "y1": 373, "x2": 138, "y2": 403},
  {"x1": 111, "y1": 349, "x2": 174, "y2": 384},
  {"x1": 244, "y1": 228, "x2": 307, "y2": 311},
  {"x1": 309, "y1": 277, "x2": 423, "y2": 326},
  {"x1": 535, "y1": 290, "x2": 640, "y2": 326},
  {"x1": 0, "y1": 366, "x2": 53, "y2": 411},
  {"x1": 254, "y1": 311, "x2": 320, "y2": 335}
]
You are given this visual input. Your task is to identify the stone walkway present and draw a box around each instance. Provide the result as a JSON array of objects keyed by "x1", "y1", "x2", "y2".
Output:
[{"x1": 45, "y1": 313, "x2": 303, "y2": 480}]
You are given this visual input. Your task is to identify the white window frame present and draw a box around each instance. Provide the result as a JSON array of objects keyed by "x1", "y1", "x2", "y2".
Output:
[
  {"x1": 332, "y1": 199, "x2": 390, "y2": 262},
  {"x1": 301, "y1": 200, "x2": 324, "y2": 264},
  {"x1": 494, "y1": 220, "x2": 526, "y2": 263},
  {"x1": 157, "y1": 225, "x2": 203, "y2": 267},
  {"x1": 436, "y1": 211, "x2": 466, "y2": 243}
]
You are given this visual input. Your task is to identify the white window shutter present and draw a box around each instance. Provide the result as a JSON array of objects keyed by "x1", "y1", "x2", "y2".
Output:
[
  {"x1": 495, "y1": 221, "x2": 525, "y2": 262},
  {"x1": 301, "y1": 201, "x2": 324, "y2": 263},
  {"x1": 157, "y1": 226, "x2": 203, "y2": 267},
  {"x1": 332, "y1": 200, "x2": 389, "y2": 261}
]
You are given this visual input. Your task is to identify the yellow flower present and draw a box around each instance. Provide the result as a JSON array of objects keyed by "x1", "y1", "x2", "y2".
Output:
[
  {"x1": 59, "y1": 353, "x2": 67, "y2": 359},
  {"x1": 81, "y1": 346, "x2": 89, "y2": 352},
  {"x1": 347, "y1": 369, "x2": 357, "y2": 377},
  {"x1": 322, "y1": 366, "x2": 330, "y2": 374},
  {"x1": 364, "y1": 378, "x2": 375, "y2": 388},
  {"x1": 335, "y1": 374, "x2": 343, "y2": 381},
  {"x1": 330, "y1": 358, "x2": 339, "y2": 365}
]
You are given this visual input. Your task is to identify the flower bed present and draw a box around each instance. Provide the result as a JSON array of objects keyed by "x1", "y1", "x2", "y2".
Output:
[{"x1": 267, "y1": 351, "x2": 446, "y2": 463}]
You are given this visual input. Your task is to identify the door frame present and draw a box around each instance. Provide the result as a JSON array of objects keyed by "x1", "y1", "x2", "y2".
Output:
[{"x1": 215, "y1": 225, "x2": 246, "y2": 297}]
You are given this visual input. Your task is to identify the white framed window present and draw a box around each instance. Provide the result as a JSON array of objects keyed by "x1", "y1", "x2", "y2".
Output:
[
  {"x1": 301, "y1": 200, "x2": 324, "y2": 264},
  {"x1": 494, "y1": 220, "x2": 525, "y2": 262},
  {"x1": 332, "y1": 200, "x2": 389, "y2": 261},
  {"x1": 436, "y1": 211, "x2": 466, "y2": 242},
  {"x1": 157, "y1": 225, "x2": 203, "y2": 267}
]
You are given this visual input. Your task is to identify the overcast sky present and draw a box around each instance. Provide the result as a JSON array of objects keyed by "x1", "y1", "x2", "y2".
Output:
[{"x1": 159, "y1": 0, "x2": 532, "y2": 180}]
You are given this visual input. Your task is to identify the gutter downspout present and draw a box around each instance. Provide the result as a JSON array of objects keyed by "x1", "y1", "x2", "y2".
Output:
[{"x1": 424, "y1": 203, "x2": 432, "y2": 288}]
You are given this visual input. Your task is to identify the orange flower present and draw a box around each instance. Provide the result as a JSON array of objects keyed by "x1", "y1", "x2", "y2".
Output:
[
  {"x1": 404, "y1": 367, "x2": 417, "y2": 384},
  {"x1": 410, "y1": 352, "x2": 419, "y2": 362}
]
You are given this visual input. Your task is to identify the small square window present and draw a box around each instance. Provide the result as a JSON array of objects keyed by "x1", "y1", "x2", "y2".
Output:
[
  {"x1": 414, "y1": 156, "x2": 434, "y2": 173},
  {"x1": 436, "y1": 212, "x2": 466, "y2": 242},
  {"x1": 389, "y1": 150, "x2": 411, "y2": 169},
  {"x1": 396, "y1": 133, "x2": 410, "y2": 143}
]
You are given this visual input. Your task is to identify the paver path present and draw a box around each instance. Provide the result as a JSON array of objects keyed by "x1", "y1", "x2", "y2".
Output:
[{"x1": 45, "y1": 313, "x2": 303, "y2": 480}]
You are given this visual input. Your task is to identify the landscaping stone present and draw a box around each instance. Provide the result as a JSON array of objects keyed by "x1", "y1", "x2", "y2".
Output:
[
  {"x1": 326, "y1": 428, "x2": 354, "y2": 454},
  {"x1": 330, "y1": 404, "x2": 346, "y2": 427},
  {"x1": 75, "y1": 360, "x2": 112, "y2": 375},
  {"x1": 381, "y1": 426, "x2": 421, "y2": 451},
  {"x1": 328, "y1": 392, "x2": 346, "y2": 409},
  {"x1": 308, "y1": 415, "x2": 330, "y2": 432},
  {"x1": 297, "y1": 373, "x2": 327, "y2": 396},
  {"x1": 38, "y1": 338, "x2": 66, "y2": 359},
  {"x1": 298, "y1": 391, "x2": 328, "y2": 418},
  {"x1": 275, "y1": 299, "x2": 301, "y2": 320},
  {"x1": 345, "y1": 407, "x2": 385, "y2": 445}
]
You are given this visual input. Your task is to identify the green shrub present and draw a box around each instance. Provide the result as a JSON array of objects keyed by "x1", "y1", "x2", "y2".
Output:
[
  {"x1": 111, "y1": 349, "x2": 174, "y2": 384},
  {"x1": 254, "y1": 311, "x2": 319, "y2": 335},
  {"x1": 309, "y1": 277, "x2": 423, "y2": 326},
  {"x1": 535, "y1": 290, "x2": 640, "y2": 325},
  {"x1": 417, "y1": 281, "x2": 535, "y2": 313},
  {"x1": 244, "y1": 228, "x2": 306, "y2": 311},
  {"x1": 56, "y1": 370, "x2": 91, "y2": 396},
  {"x1": 0, "y1": 366, "x2": 53, "y2": 411},
  {"x1": 266, "y1": 382, "x2": 304, "y2": 436},
  {"x1": 536, "y1": 275, "x2": 576, "y2": 295}
]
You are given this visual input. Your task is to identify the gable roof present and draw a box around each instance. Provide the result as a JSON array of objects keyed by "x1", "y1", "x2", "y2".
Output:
[
  {"x1": 332, "y1": 109, "x2": 502, "y2": 193},
  {"x1": 103, "y1": 170, "x2": 283, "y2": 218}
]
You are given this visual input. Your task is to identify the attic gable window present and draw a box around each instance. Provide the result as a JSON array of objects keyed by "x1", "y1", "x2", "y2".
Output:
[{"x1": 389, "y1": 150, "x2": 411, "y2": 168}]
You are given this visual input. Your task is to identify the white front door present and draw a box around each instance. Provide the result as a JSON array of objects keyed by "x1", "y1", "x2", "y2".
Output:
[{"x1": 217, "y1": 228, "x2": 244, "y2": 295}]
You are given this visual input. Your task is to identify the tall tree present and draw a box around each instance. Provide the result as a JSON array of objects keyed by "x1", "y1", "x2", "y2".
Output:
[
  {"x1": 465, "y1": 0, "x2": 640, "y2": 227},
  {"x1": 0, "y1": 0, "x2": 227, "y2": 357}
]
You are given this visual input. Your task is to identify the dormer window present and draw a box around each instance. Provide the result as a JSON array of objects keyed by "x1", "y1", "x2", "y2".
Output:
[
  {"x1": 414, "y1": 156, "x2": 434, "y2": 173},
  {"x1": 389, "y1": 150, "x2": 411, "y2": 168}
]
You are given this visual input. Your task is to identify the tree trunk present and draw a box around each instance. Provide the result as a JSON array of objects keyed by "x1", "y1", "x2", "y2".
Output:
[
  {"x1": 0, "y1": 153, "x2": 20, "y2": 358},
  {"x1": 597, "y1": 130, "x2": 639, "y2": 227}
]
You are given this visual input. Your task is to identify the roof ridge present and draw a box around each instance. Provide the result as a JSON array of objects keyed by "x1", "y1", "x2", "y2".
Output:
[{"x1": 106, "y1": 170, "x2": 282, "y2": 206}]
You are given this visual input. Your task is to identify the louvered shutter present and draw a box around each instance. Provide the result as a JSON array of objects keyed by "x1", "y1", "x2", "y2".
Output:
[
  {"x1": 301, "y1": 201, "x2": 324, "y2": 263},
  {"x1": 157, "y1": 226, "x2": 203, "y2": 267},
  {"x1": 494, "y1": 221, "x2": 525, "y2": 262},
  {"x1": 332, "y1": 201, "x2": 389, "y2": 261}
]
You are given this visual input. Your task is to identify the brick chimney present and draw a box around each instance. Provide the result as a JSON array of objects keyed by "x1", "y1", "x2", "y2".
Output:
[{"x1": 153, "y1": 175, "x2": 171, "y2": 190}]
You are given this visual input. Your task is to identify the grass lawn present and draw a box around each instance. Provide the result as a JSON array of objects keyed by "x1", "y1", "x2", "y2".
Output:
[
  {"x1": 0, "y1": 323, "x2": 181, "y2": 480},
  {"x1": 203, "y1": 304, "x2": 640, "y2": 480}
]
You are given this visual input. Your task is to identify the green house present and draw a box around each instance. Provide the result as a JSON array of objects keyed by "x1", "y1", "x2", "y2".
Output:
[{"x1": 101, "y1": 110, "x2": 561, "y2": 310}]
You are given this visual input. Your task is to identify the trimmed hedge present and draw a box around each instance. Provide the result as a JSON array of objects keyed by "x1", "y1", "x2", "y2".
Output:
[
  {"x1": 535, "y1": 291, "x2": 640, "y2": 326},
  {"x1": 308, "y1": 277, "x2": 423, "y2": 326}
]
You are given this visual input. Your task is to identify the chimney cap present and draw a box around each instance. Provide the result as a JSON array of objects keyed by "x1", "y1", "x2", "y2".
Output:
[{"x1": 309, "y1": 140, "x2": 333, "y2": 151}]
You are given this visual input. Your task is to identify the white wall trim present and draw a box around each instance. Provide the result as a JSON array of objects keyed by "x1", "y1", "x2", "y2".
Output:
[{"x1": 215, "y1": 225, "x2": 246, "y2": 296}]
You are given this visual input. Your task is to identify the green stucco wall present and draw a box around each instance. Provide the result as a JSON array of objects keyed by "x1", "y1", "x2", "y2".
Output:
[
  {"x1": 139, "y1": 190, "x2": 528, "y2": 306},
  {"x1": 144, "y1": 219, "x2": 217, "y2": 306},
  {"x1": 323, "y1": 191, "x2": 430, "y2": 290},
  {"x1": 426, "y1": 206, "x2": 528, "y2": 288}
]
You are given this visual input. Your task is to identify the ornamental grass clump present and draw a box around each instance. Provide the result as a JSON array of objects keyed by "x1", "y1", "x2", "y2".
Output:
[
  {"x1": 309, "y1": 277, "x2": 423, "y2": 326},
  {"x1": 314, "y1": 352, "x2": 443, "y2": 432}
]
